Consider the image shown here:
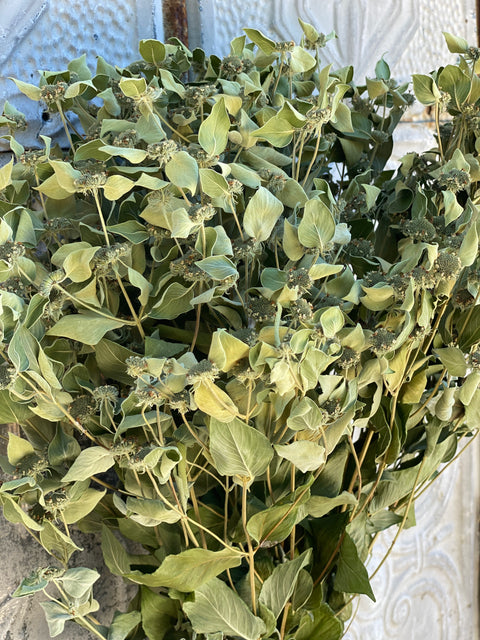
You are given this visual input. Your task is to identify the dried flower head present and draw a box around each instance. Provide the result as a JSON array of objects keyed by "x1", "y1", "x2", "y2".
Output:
[
  {"x1": 187, "y1": 360, "x2": 219, "y2": 385},
  {"x1": 404, "y1": 219, "x2": 436, "y2": 241},
  {"x1": 370, "y1": 328, "x2": 397, "y2": 355},
  {"x1": 126, "y1": 356, "x2": 149, "y2": 378},
  {"x1": 0, "y1": 242, "x2": 25, "y2": 268},
  {"x1": 248, "y1": 297, "x2": 277, "y2": 322}
]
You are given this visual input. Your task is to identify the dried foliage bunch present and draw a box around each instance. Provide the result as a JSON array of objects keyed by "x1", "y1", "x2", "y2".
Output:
[{"x1": 0, "y1": 23, "x2": 479, "y2": 639}]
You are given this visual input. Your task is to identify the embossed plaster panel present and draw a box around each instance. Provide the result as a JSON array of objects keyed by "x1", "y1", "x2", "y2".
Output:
[
  {"x1": 0, "y1": 0, "x2": 161, "y2": 146},
  {"x1": 197, "y1": 0, "x2": 477, "y2": 80}
]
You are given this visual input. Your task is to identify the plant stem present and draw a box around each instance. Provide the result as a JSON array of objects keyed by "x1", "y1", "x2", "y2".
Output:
[
  {"x1": 435, "y1": 102, "x2": 444, "y2": 161},
  {"x1": 55, "y1": 101, "x2": 74, "y2": 152},
  {"x1": 93, "y1": 189, "x2": 110, "y2": 247},
  {"x1": 369, "y1": 456, "x2": 426, "y2": 581},
  {"x1": 242, "y1": 478, "x2": 257, "y2": 615},
  {"x1": 301, "y1": 134, "x2": 321, "y2": 188}
]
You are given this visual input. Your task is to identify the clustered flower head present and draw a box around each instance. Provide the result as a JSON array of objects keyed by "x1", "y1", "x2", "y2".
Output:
[
  {"x1": 347, "y1": 238, "x2": 375, "y2": 258},
  {"x1": 135, "y1": 386, "x2": 169, "y2": 408},
  {"x1": 410, "y1": 265, "x2": 437, "y2": 288},
  {"x1": 220, "y1": 56, "x2": 253, "y2": 78},
  {"x1": 436, "y1": 168, "x2": 470, "y2": 193},
  {"x1": 69, "y1": 395, "x2": 97, "y2": 422},
  {"x1": 288, "y1": 268, "x2": 313, "y2": 293},
  {"x1": 227, "y1": 179, "x2": 243, "y2": 200},
  {"x1": 188, "y1": 203, "x2": 216, "y2": 223},
  {"x1": 370, "y1": 328, "x2": 397, "y2": 355},
  {"x1": 168, "y1": 390, "x2": 193, "y2": 413},
  {"x1": 186, "y1": 360, "x2": 219, "y2": 385},
  {"x1": 73, "y1": 170, "x2": 108, "y2": 194},
  {"x1": 187, "y1": 146, "x2": 219, "y2": 168},
  {"x1": 147, "y1": 139, "x2": 179, "y2": 165},
  {"x1": 259, "y1": 169, "x2": 288, "y2": 195},
  {"x1": 248, "y1": 297, "x2": 277, "y2": 322},
  {"x1": 93, "y1": 385, "x2": 119, "y2": 405},
  {"x1": 15, "y1": 454, "x2": 49, "y2": 482},
  {"x1": 92, "y1": 243, "x2": 129, "y2": 275},
  {"x1": 232, "y1": 237, "x2": 262, "y2": 260},
  {"x1": 404, "y1": 218, "x2": 437, "y2": 241},
  {"x1": 0, "y1": 276, "x2": 31, "y2": 299},
  {"x1": 275, "y1": 40, "x2": 295, "y2": 52},
  {"x1": 44, "y1": 490, "x2": 70, "y2": 519},
  {"x1": 169, "y1": 250, "x2": 209, "y2": 282},
  {"x1": 305, "y1": 106, "x2": 332, "y2": 133},
  {"x1": 126, "y1": 356, "x2": 149, "y2": 378},
  {"x1": 371, "y1": 130, "x2": 389, "y2": 144},
  {"x1": 336, "y1": 347, "x2": 361, "y2": 369},
  {"x1": 0, "y1": 242, "x2": 25, "y2": 268},
  {"x1": 184, "y1": 84, "x2": 218, "y2": 107},
  {"x1": 0, "y1": 365, "x2": 16, "y2": 390},
  {"x1": 289, "y1": 298, "x2": 314, "y2": 322},
  {"x1": 40, "y1": 82, "x2": 68, "y2": 106},
  {"x1": 112, "y1": 129, "x2": 137, "y2": 148},
  {"x1": 19, "y1": 150, "x2": 47, "y2": 167},
  {"x1": 433, "y1": 252, "x2": 462, "y2": 278}
]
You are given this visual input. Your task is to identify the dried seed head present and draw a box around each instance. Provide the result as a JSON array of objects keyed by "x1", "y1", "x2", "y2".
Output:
[
  {"x1": 126, "y1": 356, "x2": 149, "y2": 378},
  {"x1": 92, "y1": 385, "x2": 119, "y2": 404},
  {"x1": 288, "y1": 268, "x2": 313, "y2": 293},
  {"x1": 404, "y1": 218, "x2": 437, "y2": 242},
  {"x1": 147, "y1": 139, "x2": 179, "y2": 165},
  {"x1": 187, "y1": 360, "x2": 219, "y2": 385},
  {"x1": 40, "y1": 82, "x2": 68, "y2": 105},
  {"x1": 436, "y1": 168, "x2": 470, "y2": 193},
  {"x1": 69, "y1": 395, "x2": 97, "y2": 421},
  {"x1": 248, "y1": 297, "x2": 277, "y2": 322},
  {"x1": 0, "y1": 242, "x2": 25, "y2": 268},
  {"x1": 370, "y1": 328, "x2": 397, "y2": 355},
  {"x1": 433, "y1": 252, "x2": 462, "y2": 278}
]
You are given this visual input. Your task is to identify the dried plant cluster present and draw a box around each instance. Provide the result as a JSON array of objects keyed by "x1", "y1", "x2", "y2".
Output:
[{"x1": 0, "y1": 23, "x2": 479, "y2": 640}]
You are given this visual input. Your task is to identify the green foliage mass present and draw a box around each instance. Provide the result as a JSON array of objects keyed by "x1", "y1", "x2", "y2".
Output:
[{"x1": 0, "y1": 23, "x2": 479, "y2": 639}]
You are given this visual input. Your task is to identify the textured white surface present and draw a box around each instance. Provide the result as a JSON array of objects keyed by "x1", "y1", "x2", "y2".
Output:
[
  {"x1": 344, "y1": 441, "x2": 480, "y2": 640},
  {"x1": 0, "y1": 0, "x2": 157, "y2": 145},
  {"x1": 198, "y1": 0, "x2": 477, "y2": 80}
]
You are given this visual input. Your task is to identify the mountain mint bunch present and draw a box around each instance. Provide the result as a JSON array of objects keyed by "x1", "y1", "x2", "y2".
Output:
[{"x1": 0, "y1": 26, "x2": 478, "y2": 640}]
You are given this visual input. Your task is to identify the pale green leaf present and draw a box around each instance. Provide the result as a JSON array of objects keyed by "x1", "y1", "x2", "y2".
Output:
[
  {"x1": 274, "y1": 441, "x2": 326, "y2": 473},
  {"x1": 198, "y1": 98, "x2": 230, "y2": 156},
  {"x1": 243, "y1": 186, "x2": 283, "y2": 241},
  {"x1": 183, "y1": 577, "x2": 266, "y2": 640},
  {"x1": 209, "y1": 417, "x2": 273, "y2": 481},
  {"x1": 62, "y1": 447, "x2": 115, "y2": 482}
]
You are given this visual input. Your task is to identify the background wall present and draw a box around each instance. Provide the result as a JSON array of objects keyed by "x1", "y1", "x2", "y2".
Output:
[{"x1": 0, "y1": 1, "x2": 478, "y2": 638}]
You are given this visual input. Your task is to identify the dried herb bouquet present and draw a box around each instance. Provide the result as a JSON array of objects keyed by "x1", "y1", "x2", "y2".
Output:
[{"x1": 0, "y1": 23, "x2": 479, "y2": 640}]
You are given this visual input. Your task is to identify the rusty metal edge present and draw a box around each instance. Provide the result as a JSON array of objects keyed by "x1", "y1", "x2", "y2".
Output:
[{"x1": 162, "y1": 0, "x2": 189, "y2": 47}]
